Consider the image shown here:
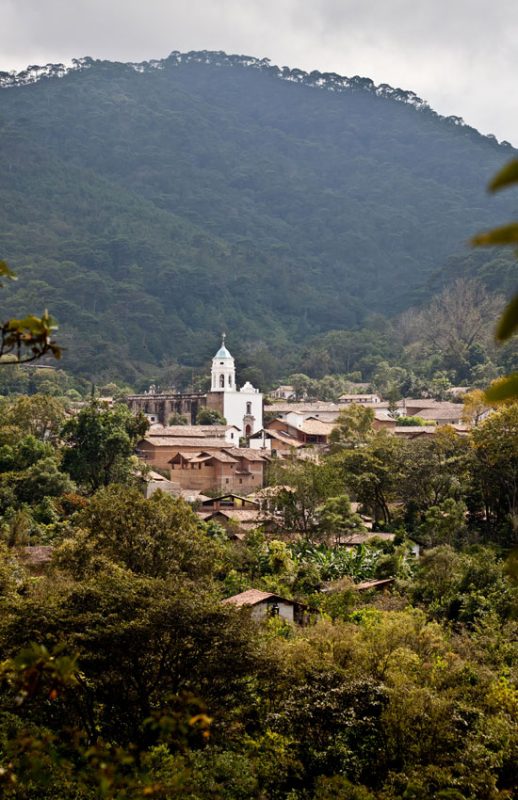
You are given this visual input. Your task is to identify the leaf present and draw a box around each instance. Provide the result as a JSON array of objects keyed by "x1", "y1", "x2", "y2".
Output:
[
  {"x1": 489, "y1": 159, "x2": 518, "y2": 192},
  {"x1": 495, "y1": 293, "x2": 518, "y2": 341},
  {"x1": 472, "y1": 223, "x2": 518, "y2": 247},
  {"x1": 485, "y1": 374, "x2": 518, "y2": 403},
  {"x1": 0, "y1": 259, "x2": 16, "y2": 286}
]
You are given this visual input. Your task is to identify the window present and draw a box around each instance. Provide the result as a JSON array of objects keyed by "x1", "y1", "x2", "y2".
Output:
[
  {"x1": 220, "y1": 375, "x2": 225, "y2": 388},
  {"x1": 228, "y1": 374, "x2": 232, "y2": 386},
  {"x1": 246, "y1": 401, "x2": 252, "y2": 415}
]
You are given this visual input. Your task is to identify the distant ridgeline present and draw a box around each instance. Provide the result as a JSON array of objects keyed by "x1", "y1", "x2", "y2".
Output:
[
  {"x1": 0, "y1": 50, "x2": 515, "y2": 383},
  {"x1": 0, "y1": 50, "x2": 513, "y2": 146}
]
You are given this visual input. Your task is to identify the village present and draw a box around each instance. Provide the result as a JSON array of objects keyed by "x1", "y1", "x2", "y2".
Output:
[{"x1": 97, "y1": 333, "x2": 496, "y2": 622}]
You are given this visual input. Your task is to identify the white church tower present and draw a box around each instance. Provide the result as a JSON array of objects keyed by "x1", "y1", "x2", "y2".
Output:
[
  {"x1": 209, "y1": 334, "x2": 263, "y2": 437},
  {"x1": 211, "y1": 333, "x2": 236, "y2": 391}
]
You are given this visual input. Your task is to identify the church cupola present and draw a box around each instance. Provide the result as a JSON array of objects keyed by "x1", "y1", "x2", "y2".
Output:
[{"x1": 211, "y1": 333, "x2": 236, "y2": 391}]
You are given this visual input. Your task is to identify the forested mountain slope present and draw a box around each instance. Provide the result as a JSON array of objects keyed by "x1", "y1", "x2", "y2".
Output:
[{"x1": 0, "y1": 51, "x2": 515, "y2": 381}]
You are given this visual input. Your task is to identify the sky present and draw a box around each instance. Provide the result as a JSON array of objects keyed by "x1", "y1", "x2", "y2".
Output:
[{"x1": 2, "y1": 0, "x2": 518, "y2": 144}]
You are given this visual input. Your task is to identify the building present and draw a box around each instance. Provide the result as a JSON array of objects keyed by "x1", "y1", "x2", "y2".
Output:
[
  {"x1": 338, "y1": 393, "x2": 381, "y2": 404},
  {"x1": 127, "y1": 335, "x2": 263, "y2": 437},
  {"x1": 222, "y1": 589, "x2": 308, "y2": 624},
  {"x1": 270, "y1": 384, "x2": 296, "y2": 400},
  {"x1": 209, "y1": 335, "x2": 263, "y2": 436}
]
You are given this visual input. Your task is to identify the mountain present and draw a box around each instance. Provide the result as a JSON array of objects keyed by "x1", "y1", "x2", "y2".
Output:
[{"x1": 0, "y1": 50, "x2": 515, "y2": 383}]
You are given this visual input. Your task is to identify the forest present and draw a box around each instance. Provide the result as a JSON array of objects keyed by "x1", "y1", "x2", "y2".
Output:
[
  {"x1": 0, "y1": 50, "x2": 517, "y2": 384},
  {"x1": 0, "y1": 395, "x2": 516, "y2": 799}
]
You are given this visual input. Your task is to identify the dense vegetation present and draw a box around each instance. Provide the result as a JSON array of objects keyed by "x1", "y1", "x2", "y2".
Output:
[
  {"x1": 0, "y1": 51, "x2": 516, "y2": 385},
  {"x1": 0, "y1": 395, "x2": 516, "y2": 798}
]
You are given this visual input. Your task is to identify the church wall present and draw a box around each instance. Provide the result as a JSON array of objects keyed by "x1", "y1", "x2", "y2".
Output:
[{"x1": 222, "y1": 390, "x2": 263, "y2": 436}]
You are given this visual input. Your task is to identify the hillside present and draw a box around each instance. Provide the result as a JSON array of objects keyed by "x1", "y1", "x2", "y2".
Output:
[{"x1": 0, "y1": 50, "x2": 515, "y2": 382}]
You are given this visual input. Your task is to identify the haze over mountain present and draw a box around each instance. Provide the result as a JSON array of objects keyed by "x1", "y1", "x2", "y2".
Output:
[{"x1": 0, "y1": 50, "x2": 515, "y2": 382}]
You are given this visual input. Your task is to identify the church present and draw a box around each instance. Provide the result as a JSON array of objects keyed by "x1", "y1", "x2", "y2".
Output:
[{"x1": 126, "y1": 335, "x2": 263, "y2": 437}]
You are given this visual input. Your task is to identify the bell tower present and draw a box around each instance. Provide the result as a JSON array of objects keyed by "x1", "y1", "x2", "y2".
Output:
[{"x1": 211, "y1": 333, "x2": 236, "y2": 392}]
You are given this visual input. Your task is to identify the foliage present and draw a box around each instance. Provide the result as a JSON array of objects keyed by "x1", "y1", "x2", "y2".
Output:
[
  {"x1": 195, "y1": 408, "x2": 227, "y2": 425},
  {"x1": 61, "y1": 401, "x2": 148, "y2": 492},
  {"x1": 0, "y1": 261, "x2": 61, "y2": 366},
  {"x1": 0, "y1": 53, "x2": 514, "y2": 382},
  {"x1": 472, "y1": 157, "x2": 518, "y2": 401}
]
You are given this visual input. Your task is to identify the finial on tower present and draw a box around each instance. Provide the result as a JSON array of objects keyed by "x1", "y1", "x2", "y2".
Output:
[{"x1": 221, "y1": 332, "x2": 226, "y2": 345}]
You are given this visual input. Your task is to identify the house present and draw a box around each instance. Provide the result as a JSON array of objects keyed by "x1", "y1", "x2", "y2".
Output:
[
  {"x1": 136, "y1": 436, "x2": 227, "y2": 471},
  {"x1": 200, "y1": 493, "x2": 260, "y2": 511},
  {"x1": 372, "y1": 408, "x2": 397, "y2": 431},
  {"x1": 148, "y1": 423, "x2": 240, "y2": 445},
  {"x1": 222, "y1": 589, "x2": 309, "y2": 624},
  {"x1": 248, "y1": 427, "x2": 306, "y2": 456},
  {"x1": 338, "y1": 393, "x2": 381, "y2": 405},
  {"x1": 198, "y1": 495, "x2": 271, "y2": 532},
  {"x1": 397, "y1": 399, "x2": 465, "y2": 425},
  {"x1": 271, "y1": 384, "x2": 296, "y2": 400},
  {"x1": 198, "y1": 508, "x2": 273, "y2": 535},
  {"x1": 140, "y1": 469, "x2": 181, "y2": 498},
  {"x1": 168, "y1": 447, "x2": 269, "y2": 493},
  {"x1": 266, "y1": 416, "x2": 335, "y2": 446},
  {"x1": 264, "y1": 402, "x2": 344, "y2": 424}
]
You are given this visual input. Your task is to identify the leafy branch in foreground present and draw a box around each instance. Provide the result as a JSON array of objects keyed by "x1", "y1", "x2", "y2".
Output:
[
  {"x1": 472, "y1": 159, "x2": 518, "y2": 401},
  {"x1": 0, "y1": 260, "x2": 61, "y2": 365}
]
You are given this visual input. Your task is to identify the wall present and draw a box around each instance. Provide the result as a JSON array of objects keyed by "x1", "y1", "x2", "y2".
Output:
[{"x1": 221, "y1": 389, "x2": 263, "y2": 435}]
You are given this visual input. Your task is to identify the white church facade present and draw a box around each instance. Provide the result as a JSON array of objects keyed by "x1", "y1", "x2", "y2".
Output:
[
  {"x1": 126, "y1": 334, "x2": 263, "y2": 437},
  {"x1": 209, "y1": 335, "x2": 263, "y2": 437}
]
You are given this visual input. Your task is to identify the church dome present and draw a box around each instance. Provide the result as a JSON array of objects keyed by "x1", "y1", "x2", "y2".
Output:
[
  {"x1": 215, "y1": 344, "x2": 232, "y2": 358},
  {"x1": 214, "y1": 334, "x2": 233, "y2": 360}
]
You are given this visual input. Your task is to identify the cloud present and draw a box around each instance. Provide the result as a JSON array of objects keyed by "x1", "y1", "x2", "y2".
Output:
[{"x1": 2, "y1": 0, "x2": 518, "y2": 143}]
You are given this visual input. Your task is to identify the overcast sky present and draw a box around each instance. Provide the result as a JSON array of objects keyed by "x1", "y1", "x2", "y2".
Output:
[{"x1": 3, "y1": 0, "x2": 518, "y2": 144}]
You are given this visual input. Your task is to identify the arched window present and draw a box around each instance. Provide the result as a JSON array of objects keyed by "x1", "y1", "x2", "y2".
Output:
[
  {"x1": 245, "y1": 424, "x2": 252, "y2": 437},
  {"x1": 228, "y1": 374, "x2": 232, "y2": 387},
  {"x1": 246, "y1": 401, "x2": 252, "y2": 415},
  {"x1": 220, "y1": 374, "x2": 225, "y2": 388}
]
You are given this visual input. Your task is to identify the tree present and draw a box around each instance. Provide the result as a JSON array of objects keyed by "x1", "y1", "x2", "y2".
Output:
[
  {"x1": 56, "y1": 485, "x2": 219, "y2": 580},
  {"x1": 61, "y1": 401, "x2": 148, "y2": 493},
  {"x1": 329, "y1": 405, "x2": 375, "y2": 450},
  {"x1": 2, "y1": 394, "x2": 66, "y2": 443},
  {"x1": 470, "y1": 403, "x2": 518, "y2": 541},
  {"x1": 168, "y1": 412, "x2": 189, "y2": 425},
  {"x1": 269, "y1": 459, "x2": 342, "y2": 537},
  {"x1": 462, "y1": 389, "x2": 490, "y2": 426},
  {"x1": 196, "y1": 408, "x2": 227, "y2": 425},
  {"x1": 421, "y1": 279, "x2": 501, "y2": 380},
  {"x1": 318, "y1": 494, "x2": 366, "y2": 543},
  {"x1": 331, "y1": 432, "x2": 404, "y2": 527}
]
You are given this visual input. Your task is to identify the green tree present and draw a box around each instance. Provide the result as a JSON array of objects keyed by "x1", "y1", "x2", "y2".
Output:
[
  {"x1": 318, "y1": 494, "x2": 366, "y2": 543},
  {"x1": 269, "y1": 459, "x2": 342, "y2": 537},
  {"x1": 329, "y1": 405, "x2": 375, "y2": 450},
  {"x1": 56, "y1": 485, "x2": 219, "y2": 580},
  {"x1": 196, "y1": 408, "x2": 227, "y2": 425},
  {"x1": 61, "y1": 401, "x2": 148, "y2": 493},
  {"x1": 470, "y1": 403, "x2": 518, "y2": 541},
  {"x1": 2, "y1": 394, "x2": 66, "y2": 443}
]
